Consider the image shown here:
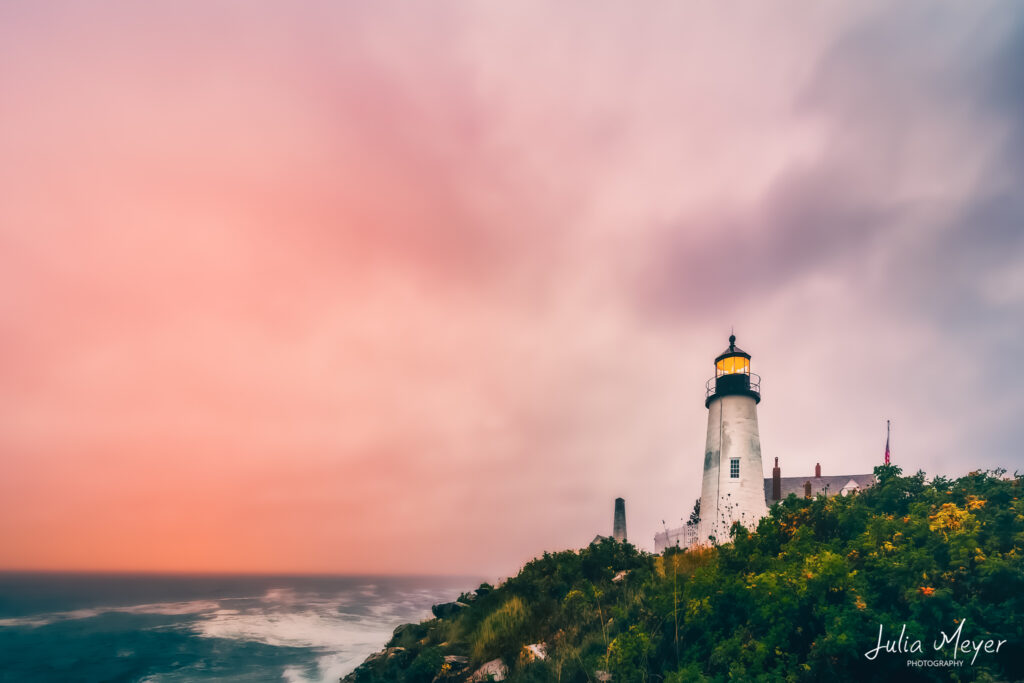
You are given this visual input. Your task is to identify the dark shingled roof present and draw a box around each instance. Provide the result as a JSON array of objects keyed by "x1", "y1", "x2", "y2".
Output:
[{"x1": 763, "y1": 474, "x2": 876, "y2": 505}]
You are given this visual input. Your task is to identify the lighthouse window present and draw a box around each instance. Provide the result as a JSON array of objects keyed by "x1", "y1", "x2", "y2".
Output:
[
  {"x1": 716, "y1": 356, "x2": 750, "y2": 376},
  {"x1": 730, "y1": 458, "x2": 740, "y2": 478}
]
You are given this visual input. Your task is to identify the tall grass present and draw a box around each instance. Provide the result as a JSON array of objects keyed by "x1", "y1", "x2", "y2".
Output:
[{"x1": 472, "y1": 596, "x2": 530, "y2": 663}]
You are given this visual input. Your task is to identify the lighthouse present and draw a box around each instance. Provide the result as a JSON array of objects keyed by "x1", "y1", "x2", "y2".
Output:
[{"x1": 698, "y1": 334, "x2": 767, "y2": 544}]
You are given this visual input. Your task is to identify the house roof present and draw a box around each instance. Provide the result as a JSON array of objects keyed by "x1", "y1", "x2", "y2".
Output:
[{"x1": 763, "y1": 473, "x2": 876, "y2": 504}]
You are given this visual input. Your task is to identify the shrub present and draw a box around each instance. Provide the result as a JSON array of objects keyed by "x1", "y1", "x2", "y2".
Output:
[
  {"x1": 472, "y1": 596, "x2": 530, "y2": 664},
  {"x1": 405, "y1": 647, "x2": 443, "y2": 683}
]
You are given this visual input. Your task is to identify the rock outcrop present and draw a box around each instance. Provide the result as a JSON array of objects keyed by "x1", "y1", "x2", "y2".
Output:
[
  {"x1": 431, "y1": 601, "x2": 470, "y2": 619},
  {"x1": 467, "y1": 658, "x2": 507, "y2": 682}
]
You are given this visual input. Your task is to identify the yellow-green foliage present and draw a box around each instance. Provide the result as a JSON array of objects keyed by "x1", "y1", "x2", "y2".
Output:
[
  {"x1": 352, "y1": 469, "x2": 1023, "y2": 683},
  {"x1": 472, "y1": 596, "x2": 529, "y2": 663},
  {"x1": 657, "y1": 545, "x2": 714, "y2": 579},
  {"x1": 607, "y1": 625, "x2": 653, "y2": 683},
  {"x1": 928, "y1": 500, "x2": 981, "y2": 538}
]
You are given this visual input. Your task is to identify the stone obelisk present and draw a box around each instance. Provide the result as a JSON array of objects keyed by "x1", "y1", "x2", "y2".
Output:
[{"x1": 613, "y1": 497, "x2": 627, "y2": 542}]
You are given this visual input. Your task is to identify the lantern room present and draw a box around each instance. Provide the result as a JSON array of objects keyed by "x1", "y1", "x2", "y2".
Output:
[
  {"x1": 715, "y1": 351, "x2": 749, "y2": 377},
  {"x1": 706, "y1": 334, "x2": 761, "y2": 407}
]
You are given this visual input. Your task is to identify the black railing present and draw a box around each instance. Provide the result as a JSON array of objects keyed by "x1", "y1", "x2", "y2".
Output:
[{"x1": 706, "y1": 372, "x2": 761, "y2": 400}]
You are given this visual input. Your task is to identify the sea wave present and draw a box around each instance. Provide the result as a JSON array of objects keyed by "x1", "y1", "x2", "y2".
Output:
[
  {"x1": 0, "y1": 599, "x2": 221, "y2": 628},
  {"x1": 0, "y1": 575, "x2": 472, "y2": 682},
  {"x1": 192, "y1": 608, "x2": 393, "y2": 650},
  {"x1": 186, "y1": 588, "x2": 444, "y2": 681}
]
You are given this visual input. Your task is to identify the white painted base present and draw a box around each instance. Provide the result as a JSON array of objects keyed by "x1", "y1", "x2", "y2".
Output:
[{"x1": 698, "y1": 393, "x2": 767, "y2": 544}]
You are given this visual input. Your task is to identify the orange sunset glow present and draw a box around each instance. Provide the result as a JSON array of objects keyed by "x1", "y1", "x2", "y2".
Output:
[{"x1": 2, "y1": 2, "x2": 1023, "y2": 577}]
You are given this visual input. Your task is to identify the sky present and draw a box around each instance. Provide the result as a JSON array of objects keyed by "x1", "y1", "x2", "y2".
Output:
[{"x1": 1, "y1": 1, "x2": 1023, "y2": 576}]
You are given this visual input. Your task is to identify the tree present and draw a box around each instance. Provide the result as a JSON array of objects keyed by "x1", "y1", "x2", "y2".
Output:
[{"x1": 687, "y1": 498, "x2": 701, "y2": 527}]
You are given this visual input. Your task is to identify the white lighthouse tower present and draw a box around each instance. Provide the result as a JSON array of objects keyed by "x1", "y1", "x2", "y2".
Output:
[{"x1": 698, "y1": 334, "x2": 767, "y2": 544}]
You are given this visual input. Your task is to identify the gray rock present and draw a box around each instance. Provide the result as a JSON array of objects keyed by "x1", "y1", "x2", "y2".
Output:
[
  {"x1": 361, "y1": 646, "x2": 406, "y2": 666},
  {"x1": 393, "y1": 623, "x2": 417, "y2": 639},
  {"x1": 468, "y1": 658, "x2": 507, "y2": 682},
  {"x1": 431, "y1": 601, "x2": 470, "y2": 619},
  {"x1": 522, "y1": 643, "x2": 546, "y2": 661}
]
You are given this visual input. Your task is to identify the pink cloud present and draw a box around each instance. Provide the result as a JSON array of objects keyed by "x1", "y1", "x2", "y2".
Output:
[{"x1": 1, "y1": 1, "x2": 1022, "y2": 575}]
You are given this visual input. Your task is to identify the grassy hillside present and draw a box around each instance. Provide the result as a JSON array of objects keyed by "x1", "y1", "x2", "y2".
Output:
[{"x1": 345, "y1": 466, "x2": 1024, "y2": 682}]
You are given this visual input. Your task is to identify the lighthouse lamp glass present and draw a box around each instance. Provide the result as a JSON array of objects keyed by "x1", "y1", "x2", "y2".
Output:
[{"x1": 716, "y1": 356, "x2": 750, "y2": 377}]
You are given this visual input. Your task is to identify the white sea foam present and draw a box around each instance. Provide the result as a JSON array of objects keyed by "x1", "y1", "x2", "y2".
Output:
[
  {"x1": 0, "y1": 615, "x2": 55, "y2": 628},
  {"x1": 261, "y1": 588, "x2": 301, "y2": 604},
  {"x1": 120, "y1": 600, "x2": 222, "y2": 616},
  {"x1": 0, "y1": 599, "x2": 221, "y2": 628},
  {"x1": 194, "y1": 609, "x2": 392, "y2": 650},
  {"x1": 0, "y1": 580, "x2": 467, "y2": 682},
  {"x1": 187, "y1": 585, "x2": 461, "y2": 681},
  {"x1": 191, "y1": 598, "x2": 405, "y2": 683},
  {"x1": 282, "y1": 651, "x2": 376, "y2": 683}
]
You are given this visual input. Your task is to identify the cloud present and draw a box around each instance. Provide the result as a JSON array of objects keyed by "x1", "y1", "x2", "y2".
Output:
[{"x1": 0, "y1": 1, "x2": 1022, "y2": 575}]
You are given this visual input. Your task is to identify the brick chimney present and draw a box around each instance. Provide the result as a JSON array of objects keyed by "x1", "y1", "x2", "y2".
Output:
[
  {"x1": 815, "y1": 462, "x2": 821, "y2": 478},
  {"x1": 772, "y1": 457, "x2": 781, "y2": 501}
]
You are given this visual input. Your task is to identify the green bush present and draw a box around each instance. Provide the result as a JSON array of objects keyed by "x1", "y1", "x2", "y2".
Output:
[
  {"x1": 405, "y1": 647, "x2": 443, "y2": 683},
  {"x1": 351, "y1": 468, "x2": 1024, "y2": 683}
]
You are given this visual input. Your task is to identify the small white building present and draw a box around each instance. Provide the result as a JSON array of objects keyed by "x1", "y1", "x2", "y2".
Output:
[{"x1": 654, "y1": 524, "x2": 699, "y2": 553}]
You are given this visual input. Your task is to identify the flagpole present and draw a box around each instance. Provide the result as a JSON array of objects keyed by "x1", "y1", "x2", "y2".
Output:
[{"x1": 885, "y1": 419, "x2": 891, "y2": 465}]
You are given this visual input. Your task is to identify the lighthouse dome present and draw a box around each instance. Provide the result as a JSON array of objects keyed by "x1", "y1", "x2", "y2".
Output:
[
  {"x1": 706, "y1": 334, "x2": 760, "y2": 407},
  {"x1": 714, "y1": 334, "x2": 751, "y2": 376}
]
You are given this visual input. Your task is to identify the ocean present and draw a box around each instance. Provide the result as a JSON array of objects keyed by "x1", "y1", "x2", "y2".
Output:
[{"x1": 0, "y1": 572, "x2": 478, "y2": 682}]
